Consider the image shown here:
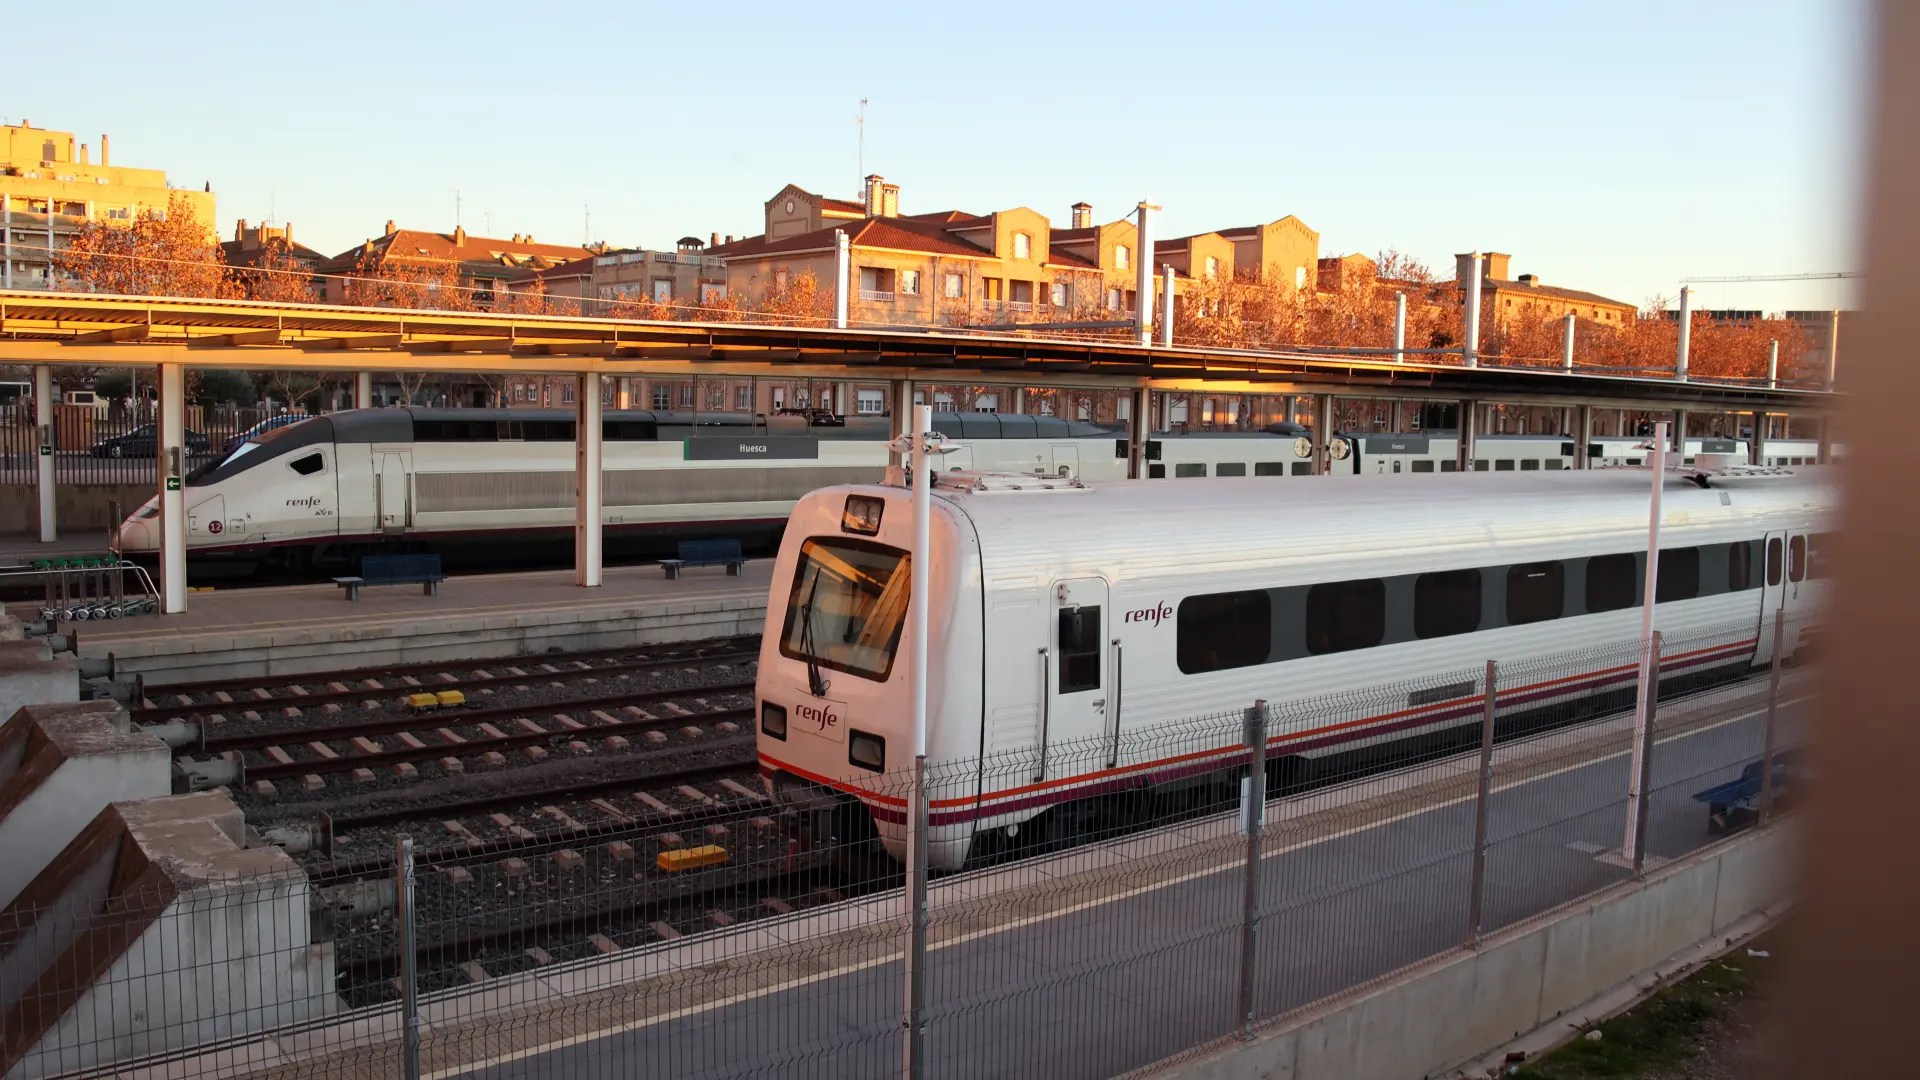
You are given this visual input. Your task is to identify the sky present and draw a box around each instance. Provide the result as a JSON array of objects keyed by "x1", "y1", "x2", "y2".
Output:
[{"x1": 7, "y1": 0, "x2": 1870, "y2": 312}]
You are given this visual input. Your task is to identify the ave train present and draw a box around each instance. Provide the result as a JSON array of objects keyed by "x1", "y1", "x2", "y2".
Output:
[{"x1": 754, "y1": 468, "x2": 1834, "y2": 870}]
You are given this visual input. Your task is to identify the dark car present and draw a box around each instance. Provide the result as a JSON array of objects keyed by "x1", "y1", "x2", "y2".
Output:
[{"x1": 90, "y1": 425, "x2": 213, "y2": 458}]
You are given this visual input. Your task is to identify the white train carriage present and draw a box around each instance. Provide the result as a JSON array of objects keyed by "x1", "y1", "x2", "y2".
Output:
[
  {"x1": 755, "y1": 468, "x2": 1833, "y2": 870},
  {"x1": 114, "y1": 408, "x2": 1131, "y2": 566}
]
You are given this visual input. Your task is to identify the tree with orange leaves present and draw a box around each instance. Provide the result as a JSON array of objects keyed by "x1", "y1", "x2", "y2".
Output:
[
  {"x1": 54, "y1": 192, "x2": 235, "y2": 298},
  {"x1": 755, "y1": 269, "x2": 833, "y2": 327},
  {"x1": 233, "y1": 240, "x2": 319, "y2": 302},
  {"x1": 340, "y1": 254, "x2": 475, "y2": 311}
]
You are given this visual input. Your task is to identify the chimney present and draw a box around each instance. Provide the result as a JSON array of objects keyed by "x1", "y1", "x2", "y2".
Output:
[
  {"x1": 710, "y1": 231, "x2": 720, "y2": 248},
  {"x1": 235, "y1": 219, "x2": 247, "y2": 242},
  {"x1": 385, "y1": 220, "x2": 397, "y2": 237},
  {"x1": 66, "y1": 136, "x2": 75, "y2": 161},
  {"x1": 1071, "y1": 202, "x2": 1092, "y2": 229},
  {"x1": 100, "y1": 134, "x2": 108, "y2": 166},
  {"x1": 1483, "y1": 252, "x2": 1511, "y2": 281},
  {"x1": 79, "y1": 143, "x2": 88, "y2": 165},
  {"x1": 453, "y1": 225, "x2": 467, "y2": 246},
  {"x1": 283, "y1": 223, "x2": 291, "y2": 244},
  {"x1": 864, "y1": 174, "x2": 885, "y2": 217},
  {"x1": 726, "y1": 234, "x2": 734, "y2": 244},
  {"x1": 1517, "y1": 273, "x2": 1539, "y2": 287}
]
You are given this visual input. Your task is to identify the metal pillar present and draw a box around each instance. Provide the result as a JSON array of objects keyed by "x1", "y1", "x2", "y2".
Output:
[
  {"x1": 1576, "y1": 405, "x2": 1593, "y2": 469},
  {"x1": 1750, "y1": 411, "x2": 1767, "y2": 465},
  {"x1": 1825, "y1": 310, "x2": 1840, "y2": 389},
  {"x1": 833, "y1": 229, "x2": 850, "y2": 330},
  {"x1": 1624, "y1": 422, "x2": 1667, "y2": 862},
  {"x1": 1458, "y1": 399, "x2": 1476, "y2": 472},
  {"x1": 34, "y1": 365, "x2": 54, "y2": 542},
  {"x1": 574, "y1": 372, "x2": 603, "y2": 587},
  {"x1": 1129, "y1": 387, "x2": 1149, "y2": 479},
  {"x1": 1674, "y1": 410, "x2": 1689, "y2": 456},
  {"x1": 1236, "y1": 700, "x2": 1268, "y2": 1040},
  {"x1": 1467, "y1": 661, "x2": 1497, "y2": 948},
  {"x1": 1135, "y1": 202, "x2": 1156, "y2": 347},
  {"x1": 1393, "y1": 292, "x2": 1407, "y2": 363},
  {"x1": 3, "y1": 193, "x2": 11, "y2": 289},
  {"x1": 1760, "y1": 608, "x2": 1785, "y2": 825},
  {"x1": 1675, "y1": 286, "x2": 1692, "y2": 382},
  {"x1": 1462, "y1": 253, "x2": 1483, "y2": 368},
  {"x1": 1316, "y1": 395, "x2": 1335, "y2": 476},
  {"x1": 1561, "y1": 312, "x2": 1577, "y2": 371},
  {"x1": 158, "y1": 363, "x2": 187, "y2": 615},
  {"x1": 395, "y1": 836, "x2": 421, "y2": 1080},
  {"x1": 902, "y1": 404, "x2": 934, "y2": 1079},
  {"x1": 1767, "y1": 340, "x2": 1779, "y2": 390},
  {"x1": 1160, "y1": 264, "x2": 1175, "y2": 347},
  {"x1": 354, "y1": 371, "x2": 372, "y2": 410},
  {"x1": 889, "y1": 380, "x2": 913, "y2": 468}
]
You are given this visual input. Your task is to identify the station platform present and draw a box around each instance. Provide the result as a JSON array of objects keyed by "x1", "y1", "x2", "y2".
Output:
[{"x1": 28, "y1": 562, "x2": 775, "y2": 685}]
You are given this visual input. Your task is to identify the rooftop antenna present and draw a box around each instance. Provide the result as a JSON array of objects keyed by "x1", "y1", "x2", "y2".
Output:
[
  {"x1": 482, "y1": 212, "x2": 495, "y2": 234},
  {"x1": 856, "y1": 96, "x2": 868, "y2": 197},
  {"x1": 453, "y1": 188, "x2": 463, "y2": 230},
  {"x1": 584, "y1": 204, "x2": 591, "y2": 247}
]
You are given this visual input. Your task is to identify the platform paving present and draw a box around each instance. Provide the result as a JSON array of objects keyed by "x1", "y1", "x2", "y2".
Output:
[{"x1": 51, "y1": 562, "x2": 775, "y2": 683}]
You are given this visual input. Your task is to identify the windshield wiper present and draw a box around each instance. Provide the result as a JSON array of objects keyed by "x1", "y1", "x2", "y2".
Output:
[{"x1": 799, "y1": 567, "x2": 830, "y2": 698}]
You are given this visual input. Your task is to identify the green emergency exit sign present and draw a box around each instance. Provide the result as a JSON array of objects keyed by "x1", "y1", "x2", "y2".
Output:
[
  {"x1": 165, "y1": 477, "x2": 182, "y2": 491},
  {"x1": 38, "y1": 445, "x2": 51, "y2": 456}
]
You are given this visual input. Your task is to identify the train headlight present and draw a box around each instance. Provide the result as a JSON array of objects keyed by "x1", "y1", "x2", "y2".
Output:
[
  {"x1": 761, "y1": 701, "x2": 788, "y2": 740},
  {"x1": 841, "y1": 494, "x2": 885, "y2": 536},
  {"x1": 1329, "y1": 437, "x2": 1352, "y2": 461},
  {"x1": 848, "y1": 730, "x2": 886, "y2": 773},
  {"x1": 1293, "y1": 437, "x2": 1313, "y2": 460}
]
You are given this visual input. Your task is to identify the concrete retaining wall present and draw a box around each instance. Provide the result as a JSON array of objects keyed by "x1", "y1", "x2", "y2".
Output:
[
  {"x1": 0, "y1": 486, "x2": 148, "y2": 538},
  {"x1": 1144, "y1": 824, "x2": 1794, "y2": 1080}
]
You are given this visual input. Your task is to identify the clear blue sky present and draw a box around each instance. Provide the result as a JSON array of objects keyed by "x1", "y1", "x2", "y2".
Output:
[{"x1": 9, "y1": 0, "x2": 1868, "y2": 312}]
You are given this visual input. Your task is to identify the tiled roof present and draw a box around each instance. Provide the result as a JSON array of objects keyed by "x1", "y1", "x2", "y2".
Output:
[
  {"x1": 1486, "y1": 279, "x2": 1634, "y2": 310},
  {"x1": 712, "y1": 217, "x2": 991, "y2": 261},
  {"x1": 901, "y1": 210, "x2": 982, "y2": 224},
  {"x1": 1049, "y1": 227, "x2": 1097, "y2": 242},
  {"x1": 221, "y1": 238, "x2": 326, "y2": 269},
  {"x1": 321, "y1": 229, "x2": 593, "y2": 271},
  {"x1": 820, "y1": 196, "x2": 866, "y2": 214},
  {"x1": 1042, "y1": 247, "x2": 1099, "y2": 269}
]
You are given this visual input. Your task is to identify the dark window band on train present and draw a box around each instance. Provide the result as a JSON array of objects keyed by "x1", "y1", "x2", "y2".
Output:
[{"x1": 1171, "y1": 539, "x2": 1773, "y2": 674}]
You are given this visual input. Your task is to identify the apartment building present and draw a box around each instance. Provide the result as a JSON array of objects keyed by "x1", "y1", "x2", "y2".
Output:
[
  {"x1": 516, "y1": 236, "x2": 729, "y2": 311},
  {"x1": 1156, "y1": 216, "x2": 1321, "y2": 290},
  {"x1": 220, "y1": 219, "x2": 325, "y2": 269},
  {"x1": 1455, "y1": 252, "x2": 1634, "y2": 326},
  {"x1": 314, "y1": 222, "x2": 593, "y2": 306},
  {"x1": 0, "y1": 121, "x2": 215, "y2": 289}
]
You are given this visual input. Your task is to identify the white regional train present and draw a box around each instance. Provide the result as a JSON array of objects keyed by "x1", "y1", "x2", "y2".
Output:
[{"x1": 754, "y1": 468, "x2": 1834, "y2": 870}]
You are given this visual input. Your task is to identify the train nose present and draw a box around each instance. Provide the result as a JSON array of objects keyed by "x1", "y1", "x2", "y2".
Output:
[{"x1": 117, "y1": 516, "x2": 155, "y2": 553}]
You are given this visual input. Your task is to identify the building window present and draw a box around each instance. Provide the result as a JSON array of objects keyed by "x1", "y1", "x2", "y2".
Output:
[
  {"x1": 774, "y1": 269, "x2": 789, "y2": 292},
  {"x1": 700, "y1": 283, "x2": 726, "y2": 305},
  {"x1": 943, "y1": 273, "x2": 963, "y2": 299},
  {"x1": 561, "y1": 382, "x2": 576, "y2": 404},
  {"x1": 981, "y1": 277, "x2": 1003, "y2": 301},
  {"x1": 679, "y1": 385, "x2": 696, "y2": 408},
  {"x1": 1107, "y1": 288, "x2": 1122, "y2": 310},
  {"x1": 1051, "y1": 282, "x2": 1070, "y2": 307},
  {"x1": 857, "y1": 389, "x2": 885, "y2": 414},
  {"x1": 771, "y1": 387, "x2": 786, "y2": 410},
  {"x1": 1295, "y1": 266, "x2": 1306, "y2": 289},
  {"x1": 900, "y1": 270, "x2": 921, "y2": 295},
  {"x1": 1115, "y1": 244, "x2": 1130, "y2": 270},
  {"x1": 1176, "y1": 591, "x2": 1271, "y2": 674},
  {"x1": 975, "y1": 394, "x2": 999, "y2": 413},
  {"x1": 653, "y1": 387, "x2": 672, "y2": 410},
  {"x1": 1507, "y1": 562, "x2": 1565, "y2": 624},
  {"x1": 735, "y1": 384, "x2": 752, "y2": 410},
  {"x1": 1013, "y1": 232, "x2": 1031, "y2": 259},
  {"x1": 1205, "y1": 256, "x2": 1219, "y2": 279},
  {"x1": 933, "y1": 392, "x2": 954, "y2": 408},
  {"x1": 652, "y1": 279, "x2": 673, "y2": 303}
]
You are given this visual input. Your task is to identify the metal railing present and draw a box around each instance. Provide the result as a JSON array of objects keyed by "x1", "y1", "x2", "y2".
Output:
[{"x1": 0, "y1": 403, "x2": 294, "y2": 485}]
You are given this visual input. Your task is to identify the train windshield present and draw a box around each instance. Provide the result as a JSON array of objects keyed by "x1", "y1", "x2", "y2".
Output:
[{"x1": 778, "y1": 537, "x2": 911, "y2": 684}]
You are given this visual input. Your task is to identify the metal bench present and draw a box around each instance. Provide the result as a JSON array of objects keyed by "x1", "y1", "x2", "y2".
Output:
[
  {"x1": 660, "y1": 539, "x2": 745, "y2": 580},
  {"x1": 1692, "y1": 750, "x2": 1801, "y2": 834},
  {"x1": 334, "y1": 554, "x2": 446, "y2": 600}
]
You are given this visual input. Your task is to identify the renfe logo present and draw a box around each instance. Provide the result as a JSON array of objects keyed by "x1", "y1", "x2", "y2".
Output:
[
  {"x1": 285, "y1": 496, "x2": 323, "y2": 509},
  {"x1": 794, "y1": 701, "x2": 840, "y2": 733},
  {"x1": 1124, "y1": 603, "x2": 1174, "y2": 628}
]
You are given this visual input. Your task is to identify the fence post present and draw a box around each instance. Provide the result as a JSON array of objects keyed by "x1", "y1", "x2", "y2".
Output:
[
  {"x1": 1760, "y1": 609, "x2": 1785, "y2": 826},
  {"x1": 1466, "y1": 661, "x2": 1497, "y2": 949},
  {"x1": 905, "y1": 755, "x2": 929, "y2": 1080},
  {"x1": 395, "y1": 836, "x2": 421, "y2": 1080},
  {"x1": 1236, "y1": 699, "x2": 1268, "y2": 1041},
  {"x1": 1631, "y1": 632, "x2": 1662, "y2": 876}
]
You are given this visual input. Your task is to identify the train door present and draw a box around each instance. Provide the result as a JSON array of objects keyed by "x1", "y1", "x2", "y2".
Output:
[
  {"x1": 1050, "y1": 444, "x2": 1079, "y2": 479},
  {"x1": 1043, "y1": 577, "x2": 1109, "y2": 777},
  {"x1": 375, "y1": 450, "x2": 413, "y2": 536},
  {"x1": 1755, "y1": 530, "x2": 1806, "y2": 664}
]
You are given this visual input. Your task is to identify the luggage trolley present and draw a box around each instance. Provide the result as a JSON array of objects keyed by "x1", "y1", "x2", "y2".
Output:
[{"x1": 26, "y1": 555, "x2": 158, "y2": 622}]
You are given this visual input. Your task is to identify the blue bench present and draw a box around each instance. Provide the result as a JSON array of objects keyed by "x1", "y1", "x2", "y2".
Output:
[
  {"x1": 334, "y1": 554, "x2": 446, "y2": 600},
  {"x1": 1693, "y1": 750, "x2": 1801, "y2": 833},
  {"x1": 661, "y1": 539, "x2": 745, "y2": 580}
]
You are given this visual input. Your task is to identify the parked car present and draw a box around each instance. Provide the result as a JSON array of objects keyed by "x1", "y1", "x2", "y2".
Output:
[
  {"x1": 90, "y1": 425, "x2": 212, "y2": 458},
  {"x1": 222, "y1": 413, "x2": 309, "y2": 455}
]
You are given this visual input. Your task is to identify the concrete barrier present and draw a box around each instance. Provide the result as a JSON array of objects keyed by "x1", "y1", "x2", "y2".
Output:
[
  {"x1": 1139, "y1": 823, "x2": 1794, "y2": 1080},
  {"x1": 0, "y1": 485, "x2": 149, "y2": 538},
  {"x1": 0, "y1": 641, "x2": 77, "y2": 721}
]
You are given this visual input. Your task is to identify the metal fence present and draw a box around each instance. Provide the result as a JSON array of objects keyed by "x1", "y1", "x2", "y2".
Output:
[
  {"x1": 0, "y1": 614, "x2": 1810, "y2": 1080},
  {"x1": 0, "y1": 404, "x2": 294, "y2": 486}
]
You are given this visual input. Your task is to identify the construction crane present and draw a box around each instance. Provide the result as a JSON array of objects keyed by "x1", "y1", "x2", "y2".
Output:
[{"x1": 1681, "y1": 271, "x2": 1861, "y2": 283}]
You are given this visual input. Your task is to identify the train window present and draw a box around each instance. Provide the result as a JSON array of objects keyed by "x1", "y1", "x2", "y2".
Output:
[
  {"x1": 777, "y1": 538, "x2": 911, "y2": 683},
  {"x1": 1474, "y1": 460, "x2": 1491, "y2": 472},
  {"x1": 1520, "y1": 459, "x2": 1540, "y2": 471},
  {"x1": 1766, "y1": 538, "x2": 1782, "y2": 585},
  {"x1": 1544, "y1": 459, "x2": 1564, "y2": 470},
  {"x1": 1058, "y1": 606, "x2": 1103, "y2": 693},
  {"x1": 1291, "y1": 462, "x2": 1313, "y2": 476},
  {"x1": 1807, "y1": 533, "x2": 1832, "y2": 579},
  {"x1": 1148, "y1": 464, "x2": 1166, "y2": 478},
  {"x1": 1215, "y1": 462, "x2": 1247, "y2": 477},
  {"x1": 1306, "y1": 579, "x2": 1386, "y2": 655},
  {"x1": 1656, "y1": 547, "x2": 1700, "y2": 602},
  {"x1": 288, "y1": 452, "x2": 324, "y2": 476},
  {"x1": 604, "y1": 420, "x2": 659, "y2": 440},
  {"x1": 1728, "y1": 542, "x2": 1753, "y2": 592},
  {"x1": 1506, "y1": 562, "x2": 1564, "y2": 624},
  {"x1": 1585, "y1": 554, "x2": 1637, "y2": 612},
  {"x1": 1411, "y1": 460, "x2": 1435, "y2": 473},
  {"x1": 1175, "y1": 463, "x2": 1207, "y2": 478},
  {"x1": 1255, "y1": 462, "x2": 1285, "y2": 477},
  {"x1": 1177, "y1": 591, "x2": 1271, "y2": 674},
  {"x1": 1494, "y1": 459, "x2": 1516, "y2": 472},
  {"x1": 1440, "y1": 460, "x2": 1458, "y2": 472},
  {"x1": 1414, "y1": 570, "x2": 1481, "y2": 639},
  {"x1": 1788, "y1": 535, "x2": 1806, "y2": 582}
]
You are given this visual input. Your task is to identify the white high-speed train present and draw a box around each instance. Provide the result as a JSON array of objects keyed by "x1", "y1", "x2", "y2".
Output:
[{"x1": 754, "y1": 468, "x2": 1834, "y2": 870}]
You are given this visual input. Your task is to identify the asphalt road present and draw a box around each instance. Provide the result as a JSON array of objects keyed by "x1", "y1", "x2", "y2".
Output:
[{"x1": 459, "y1": 699, "x2": 1800, "y2": 1080}]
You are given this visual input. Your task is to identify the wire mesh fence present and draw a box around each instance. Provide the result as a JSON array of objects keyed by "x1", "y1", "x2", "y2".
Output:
[{"x1": 2, "y1": 613, "x2": 1813, "y2": 1080}]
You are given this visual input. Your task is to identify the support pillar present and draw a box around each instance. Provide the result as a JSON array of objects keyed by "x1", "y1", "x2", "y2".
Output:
[
  {"x1": 1750, "y1": 411, "x2": 1767, "y2": 465},
  {"x1": 832, "y1": 230, "x2": 849, "y2": 330},
  {"x1": 1576, "y1": 405, "x2": 1593, "y2": 469},
  {"x1": 1316, "y1": 395, "x2": 1335, "y2": 476},
  {"x1": 3, "y1": 193, "x2": 12, "y2": 289},
  {"x1": 1013, "y1": 387, "x2": 1026, "y2": 415},
  {"x1": 1458, "y1": 399, "x2": 1476, "y2": 472},
  {"x1": 1130, "y1": 387, "x2": 1149, "y2": 479},
  {"x1": 34, "y1": 365, "x2": 55, "y2": 542},
  {"x1": 1562, "y1": 312, "x2": 1577, "y2": 371},
  {"x1": 1675, "y1": 285, "x2": 1692, "y2": 382},
  {"x1": 616, "y1": 377, "x2": 632, "y2": 410},
  {"x1": 1393, "y1": 291, "x2": 1407, "y2": 363},
  {"x1": 158, "y1": 364, "x2": 187, "y2": 615},
  {"x1": 1674, "y1": 409, "x2": 1690, "y2": 457},
  {"x1": 575, "y1": 372, "x2": 603, "y2": 588},
  {"x1": 1825, "y1": 310, "x2": 1840, "y2": 389},
  {"x1": 1462, "y1": 253, "x2": 1482, "y2": 368},
  {"x1": 1135, "y1": 201, "x2": 1156, "y2": 348},
  {"x1": 1767, "y1": 340, "x2": 1779, "y2": 390},
  {"x1": 1817, "y1": 415, "x2": 1833, "y2": 465},
  {"x1": 1160, "y1": 264, "x2": 1175, "y2": 347},
  {"x1": 354, "y1": 371, "x2": 372, "y2": 410},
  {"x1": 890, "y1": 379, "x2": 913, "y2": 469}
]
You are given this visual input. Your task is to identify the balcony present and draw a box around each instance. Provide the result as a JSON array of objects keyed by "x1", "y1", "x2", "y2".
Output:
[{"x1": 859, "y1": 289, "x2": 896, "y2": 302}]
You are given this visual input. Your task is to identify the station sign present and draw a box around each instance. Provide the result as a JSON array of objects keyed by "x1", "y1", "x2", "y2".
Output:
[
  {"x1": 684, "y1": 437, "x2": 820, "y2": 461},
  {"x1": 1364, "y1": 436, "x2": 1431, "y2": 455}
]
